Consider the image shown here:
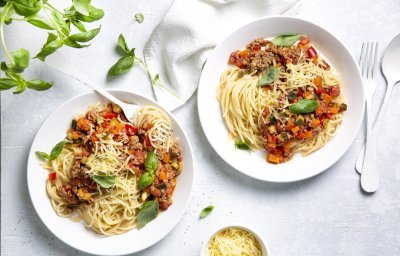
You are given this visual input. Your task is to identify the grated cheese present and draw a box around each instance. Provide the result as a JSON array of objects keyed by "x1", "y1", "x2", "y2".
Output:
[{"x1": 206, "y1": 227, "x2": 264, "y2": 256}]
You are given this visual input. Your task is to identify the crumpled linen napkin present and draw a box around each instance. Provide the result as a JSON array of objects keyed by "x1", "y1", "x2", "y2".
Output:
[{"x1": 144, "y1": 0, "x2": 302, "y2": 111}]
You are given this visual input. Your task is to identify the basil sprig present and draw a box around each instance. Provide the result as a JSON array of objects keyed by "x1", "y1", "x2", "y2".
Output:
[
  {"x1": 36, "y1": 140, "x2": 67, "y2": 160},
  {"x1": 289, "y1": 99, "x2": 319, "y2": 114},
  {"x1": 271, "y1": 34, "x2": 299, "y2": 47},
  {"x1": 0, "y1": 0, "x2": 104, "y2": 94},
  {"x1": 93, "y1": 175, "x2": 116, "y2": 189},
  {"x1": 134, "y1": 13, "x2": 144, "y2": 23},
  {"x1": 257, "y1": 67, "x2": 280, "y2": 86},
  {"x1": 137, "y1": 200, "x2": 159, "y2": 229},
  {"x1": 107, "y1": 34, "x2": 178, "y2": 97},
  {"x1": 138, "y1": 151, "x2": 159, "y2": 189},
  {"x1": 200, "y1": 205, "x2": 214, "y2": 219},
  {"x1": 234, "y1": 140, "x2": 251, "y2": 150}
]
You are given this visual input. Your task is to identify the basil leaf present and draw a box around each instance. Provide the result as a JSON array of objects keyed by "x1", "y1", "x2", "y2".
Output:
[
  {"x1": 271, "y1": 34, "x2": 300, "y2": 47},
  {"x1": 71, "y1": 20, "x2": 87, "y2": 32},
  {"x1": 25, "y1": 15, "x2": 55, "y2": 30},
  {"x1": 93, "y1": 175, "x2": 116, "y2": 188},
  {"x1": 289, "y1": 99, "x2": 319, "y2": 114},
  {"x1": 36, "y1": 151, "x2": 50, "y2": 160},
  {"x1": 257, "y1": 67, "x2": 280, "y2": 86},
  {"x1": 73, "y1": 0, "x2": 91, "y2": 16},
  {"x1": 145, "y1": 151, "x2": 158, "y2": 173},
  {"x1": 234, "y1": 140, "x2": 251, "y2": 150},
  {"x1": 107, "y1": 56, "x2": 135, "y2": 78},
  {"x1": 11, "y1": 48, "x2": 29, "y2": 73},
  {"x1": 45, "y1": 32, "x2": 58, "y2": 44},
  {"x1": 74, "y1": 6, "x2": 104, "y2": 22},
  {"x1": 63, "y1": 38, "x2": 90, "y2": 48},
  {"x1": 69, "y1": 26, "x2": 100, "y2": 42},
  {"x1": 138, "y1": 172, "x2": 155, "y2": 189},
  {"x1": 35, "y1": 38, "x2": 63, "y2": 61},
  {"x1": 200, "y1": 205, "x2": 214, "y2": 219},
  {"x1": 134, "y1": 13, "x2": 144, "y2": 23},
  {"x1": 137, "y1": 200, "x2": 159, "y2": 229},
  {"x1": 27, "y1": 79, "x2": 53, "y2": 91},
  {"x1": 10, "y1": 0, "x2": 41, "y2": 17},
  {"x1": 51, "y1": 11, "x2": 69, "y2": 35},
  {"x1": 0, "y1": 78, "x2": 19, "y2": 90},
  {"x1": 117, "y1": 34, "x2": 130, "y2": 55},
  {"x1": 128, "y1": 48, "x2": 135, "y2": 57},
  {"x1": 49, "y1": 141, "x2": 67, "y2": 160},
  {"x1": 13, "y1": 80, "x2": 27, "y2": 94}
]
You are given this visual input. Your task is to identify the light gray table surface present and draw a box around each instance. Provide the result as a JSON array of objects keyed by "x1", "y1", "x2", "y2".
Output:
[{"x1": 1, "y1": 0, "x2": 400, "y2": 255}]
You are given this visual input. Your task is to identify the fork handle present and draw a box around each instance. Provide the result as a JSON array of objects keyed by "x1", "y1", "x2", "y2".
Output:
[
  {"x1": 45, "y1": 52, "x2": 128, "y2": 108},
  {"x1": 360, "y1": 97, "x2": 379, "y2": 192},
  {"x1": 355, "y1": 80, "x2": 395, "y2": 173}
]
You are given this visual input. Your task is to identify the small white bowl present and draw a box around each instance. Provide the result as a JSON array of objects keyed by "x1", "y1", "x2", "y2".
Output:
[{"x1": 201, "y1": 225, "x2": 270, "y2": 256}]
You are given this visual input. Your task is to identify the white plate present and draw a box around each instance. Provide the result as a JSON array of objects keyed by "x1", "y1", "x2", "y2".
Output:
[
  {"x1": 197, "y1": 16, "x2": 364, "y2": 182},
  {"x1": 27, "y1": 90, "x2": 194, "y2": 255}
]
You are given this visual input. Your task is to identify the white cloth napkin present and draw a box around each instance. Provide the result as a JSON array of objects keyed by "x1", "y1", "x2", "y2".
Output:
[{"x1": 144, "y1": 0, "x2": 302, "y2": 111}]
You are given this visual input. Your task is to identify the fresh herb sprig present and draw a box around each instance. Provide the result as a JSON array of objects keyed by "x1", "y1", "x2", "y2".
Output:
[
  {"x1": 108, "y1": 34, "x2": 178, "y2": 97},
  {"x1": 0, "y1": 0, "x2": 104, "y2": 94}
]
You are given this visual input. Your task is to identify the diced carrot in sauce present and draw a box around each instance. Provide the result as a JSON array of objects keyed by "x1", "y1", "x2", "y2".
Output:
[
  {"x1": 299, "y1": 36, "x2": 310, "y2": 46},
  {"x1": 159, "y1": 171, "x2": 167, "y2": 181},
  {"x1": 328, "y1": 107, "x2": 340, "y2": 114},
  {"x1": 314, "y1": 76, "x2": 322, "y2": 87},
  {"x1": 163, "y1": 154, "x2": 170, "y2": 164},
  {"x1": 304, "y1": 91, "x2": 313, "y2": 99},
  {"x1": 312, "y1": 56, "x2": 318, "y2": 64},
  {"x1": 291, "y1": 126, "x2": 300, "y2": 134},
  {"x1": 312, "y1": 118, "x2": 321, "y2": 128},
  {"x1": 297, "y1": 131, "x2": 313, "y2": 139},
  {"x1": 283, "y1": 141, "x2": 292, "y2": 153},
  {"x1": 72, "y1": 132, "x2": 79, "y2": 140},
  {"x1": 322, "y1": 93, "x2": 333, "y2": 104},
  {"x1": 104, "y1": 112, "x2": 118, "y2": 120},
  {"x1": 287, "y1": 121, "x2": 295, "y2": 130},
  {"x1": 267, "y1": 154, "x2": 281, "y2": 164},
  {"x1": 239, "y1": 49, "x2": 250, "y2": 58}
]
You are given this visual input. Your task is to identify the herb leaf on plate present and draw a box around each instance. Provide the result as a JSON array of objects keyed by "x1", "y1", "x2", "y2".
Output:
[
  {"x1": 200, "y1": 205, "x2": 214, "y2": 218},
  {"x1": 257, "y1": 67, "x2": 280, "y2": 86},
  {"x1": 137, "y1": 200, "x2": 159, "y2": 229},
  {"x1": 271, "y1": 34, "x2": 299, "y2": 47},
  {"x1": 234, "y1": 140, "x2": 251, "y2": 150},
  {"x1": 134, "y1": 13, "x2": 144, "y2": 23},
  {"x1": 93, "y1": 175, "x2": 116, "y2": 188},
  {"x1": 289, "y1": 99, "x2": 319, "y2": 114}
]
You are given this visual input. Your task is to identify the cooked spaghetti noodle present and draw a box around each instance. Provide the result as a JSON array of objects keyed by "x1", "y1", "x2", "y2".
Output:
[
  {"x1": 40, "y1": 103, "x2": 183, "y2": 235},
  {"x1": 217, "y1": 36, "x2": 347, "y2": 163}
]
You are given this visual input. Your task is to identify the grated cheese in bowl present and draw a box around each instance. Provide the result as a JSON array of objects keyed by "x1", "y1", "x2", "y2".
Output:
[{"x1": 202, "y1": 226, "x2": 269, "y2": 256}]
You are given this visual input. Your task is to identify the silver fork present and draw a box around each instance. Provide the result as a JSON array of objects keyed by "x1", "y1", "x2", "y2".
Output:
[{"x1": 359, "y1": 42, "x2": 379, "y2": 193}]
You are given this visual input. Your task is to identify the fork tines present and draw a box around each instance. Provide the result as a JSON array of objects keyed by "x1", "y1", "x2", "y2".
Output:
[{"x1": 359, "y1": 42, "x2": 379, "y2": 79}]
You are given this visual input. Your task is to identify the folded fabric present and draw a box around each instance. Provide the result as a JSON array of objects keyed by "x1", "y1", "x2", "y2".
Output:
[{"x1": 144, "y1": 0, "x2": 302, "y2": 111}]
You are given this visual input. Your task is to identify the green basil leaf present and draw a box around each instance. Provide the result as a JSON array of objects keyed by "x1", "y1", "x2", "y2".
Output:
[
  {"x1": 271, "y1": 34, "x2": 300, "y2": 47},
  {"x1": 51, "y1": 11, "x2": 69, "y2": 35},
  {"x1": 63, "y1": 38, "x2": 90, "y2": 48},
  {"x1": 12, "y1": 77, "x2": 27, "y2": 94},
  {"x1": 71, "y1": 19, "x2": 87, "y2": 32},
  {"x1": 93, "y1": 175, "x2": 116, "y2": 188},
  {"x1": 49, "y1": 141, "x2": 67, "y2": 160},
  {"x1": 74, "y1": 6, "x2": 104, "y2": 22},
  {"x1": 25, "y1": 15, "x2": 55, "y2": 30},
  {"x1": 145, "y1": 151, "x2": 158, "y2": 173},
  {"x1": 289, "y1": 99, "x2": 319, "y2": 114},
  {"x1": 4, "y1": 17, "x2": 12, "y2": 25},
  {"x1": 234, "y1": 140, "x2": 251, "y2": 150},
  {"x1": 138, "y1": 172, "x2": 155, "y2": 189},
  {"x1": 35, "y1": 151, "x2": 50, "y2": 160},
  {"x1": 137, "y1": 200, "x2": 159, "y2": 229},
  {"x1": 45, "y1": 32, "x2": 58, "y2": 44},
  {"x1": 35, "y1": 38, "x2": 63, "y2": 61},
  {"x1": 257, "y1": 67, "x2": 280, "y2": 86},
  {"x1": 134, "y1": 13, "x2": 144, "y2": 23},
  {"x1": 200, "y1": 205, "x2": 214, "y2": 219},
  {"x1": 10, "y1": 0, "x2": 41, "y2": 17},
  {"x1": 10, "y1": 48, "x2": 30, "y2": 73},
  {"x1": 117, "y1": 34, "x2": 130, "y2": 55},
  {"x1": 107, "y1": 56, "x2": 135, "y2": 78},
  {"x1": 69, "y1": 26, "x2": 100, "y2": 42},
  {"x1": 128, "y1": 48, "x2": 135, "y2": 57},
  {"x1": 0, "y1": 78, "x2": 19, "y2": 90},
  {"x1": 27, "y1": 79, "x2": 53, "y2": 91},
  {"x1": 73, "y1": 0, "x2": 91, "y2": 16}
]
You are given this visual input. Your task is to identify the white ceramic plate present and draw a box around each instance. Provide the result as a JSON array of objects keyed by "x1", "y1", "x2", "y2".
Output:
[
  {"x1": 27, "y1": 90, "x2": 194, "y2": 255},
  {"x1": 197, "y1": 16, "x2": 364, "y2": 182}
]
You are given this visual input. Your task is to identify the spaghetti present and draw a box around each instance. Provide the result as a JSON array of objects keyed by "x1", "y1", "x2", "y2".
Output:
[
  {"x1": 217, "y1": 36, "x2": 347, "y2": 164},
  {"x1": 40, "y1": 103, "x2": 183, "y2": 235}
]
